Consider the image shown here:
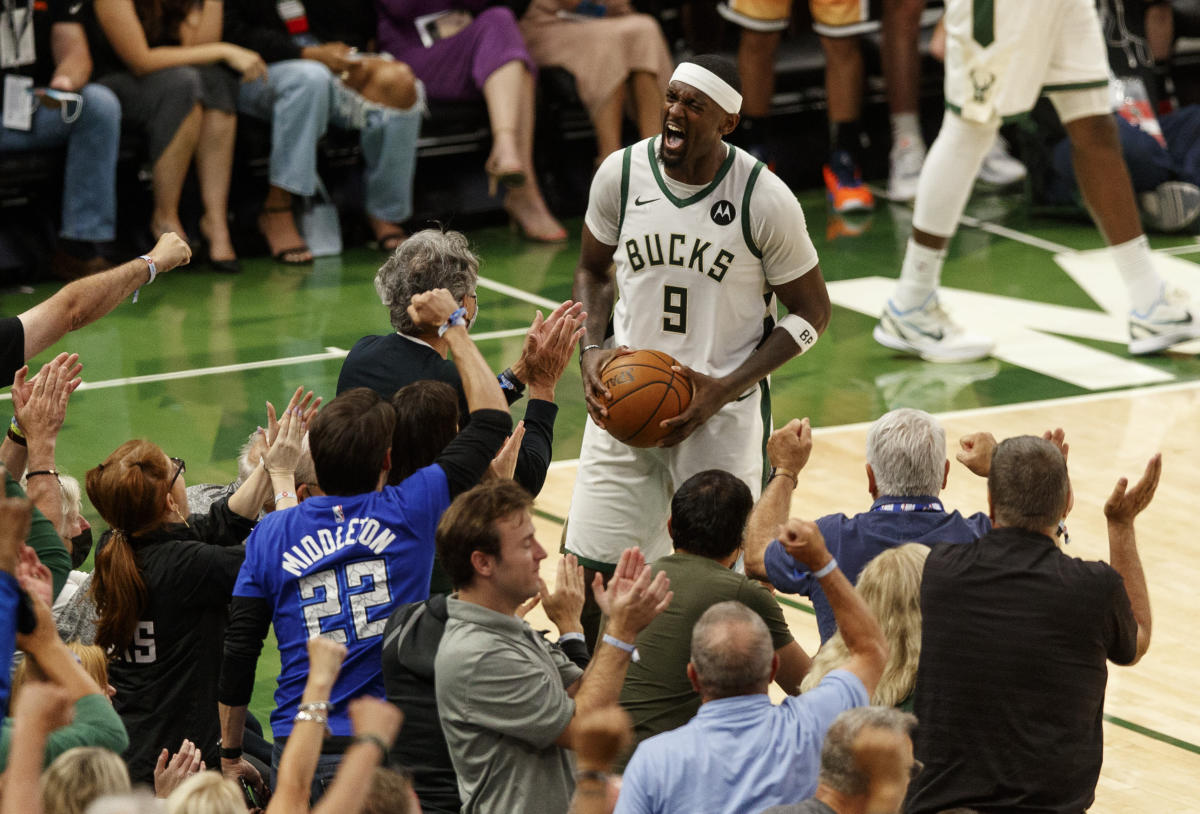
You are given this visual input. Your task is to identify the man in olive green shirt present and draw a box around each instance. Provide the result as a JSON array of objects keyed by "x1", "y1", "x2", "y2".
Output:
[{"x1": 620, "y1": 468, "x2": 812, "y2": 747}]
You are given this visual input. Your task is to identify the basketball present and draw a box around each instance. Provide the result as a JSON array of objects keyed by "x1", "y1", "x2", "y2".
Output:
[{"x1": 600, "y1": 350, "x2": 693, "y2": 448}]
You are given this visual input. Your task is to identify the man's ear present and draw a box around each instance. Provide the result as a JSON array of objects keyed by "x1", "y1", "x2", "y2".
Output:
[
  {"x1": 866, "y1": 463, "x2": 878, "y2": 498},
  {"x1": 687, "y1": 662, "x2": 702, "y2": 694},
  {"x1": 987, "y1": 492, "x2": 996, "y2": 524},
  {"x1": 719, "y1": 112, "x2": 740, "y2": 137},
  {"x1": 470, "y1": 550, "x2": 495, "y2": 579},
  {"x1": 1064, "y1": 482, "x2": 1074, "y2": 518},
  {"x1": 382, "y1": 447, "x2": 393, "y2": 473},
  {"x1": 942, "y1": 459, "x2": 950, "y2": 490},
  {"x1": 667, "y1": 516, "x2": 674, "y2": 541}
]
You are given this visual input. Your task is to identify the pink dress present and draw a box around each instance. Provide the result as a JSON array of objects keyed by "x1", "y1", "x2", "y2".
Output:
[{"x1": 518, "y1": 0, "x2": 674, "y2": 117}]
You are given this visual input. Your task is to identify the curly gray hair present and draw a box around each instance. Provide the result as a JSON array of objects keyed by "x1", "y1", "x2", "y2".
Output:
[{"x1": 374, "y1": 229, "x2": 480, "y2": 335}]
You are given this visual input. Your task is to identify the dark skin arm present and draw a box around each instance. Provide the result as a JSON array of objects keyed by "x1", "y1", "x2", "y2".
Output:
[
  {"x1": 574, "y1": 226, "x2": 632, "y2": 427},
  {"x1": 657, "y1": 267, "x2": 831, "y2": 447}
]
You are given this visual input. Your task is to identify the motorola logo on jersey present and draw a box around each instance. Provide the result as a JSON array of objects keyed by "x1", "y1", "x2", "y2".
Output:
[{"x1": 710, "y1": 200, "x2": 736, "y2": 225}]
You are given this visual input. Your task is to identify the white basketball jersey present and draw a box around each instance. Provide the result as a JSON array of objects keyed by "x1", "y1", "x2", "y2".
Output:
[{"x1": 610, "y1": 137, "x2": 773, "y2": 378}]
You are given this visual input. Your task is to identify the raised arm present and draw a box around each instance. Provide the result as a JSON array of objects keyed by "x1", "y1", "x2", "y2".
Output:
[
  {"x1": 744, "y1": 417, "x2": 811, "y2": 581},
  {"x1": 778, "y1": 518, "x2": 888, "y2": 696},
  {"x1": 18, "y1": 234, "x2": 191, "y2": 362},
  {"x1": 658, "y1": 269, "x2": 831, "y2": 447},
  {"x1": 310, "y1": 698, "x2": 404, "y2": 814},
  {"x1": 409, "y1": 289, "x2": 508, "y2": 415},
  {"x1": 1103, "y1": 453, "x2": 1159, "y2": 665}
]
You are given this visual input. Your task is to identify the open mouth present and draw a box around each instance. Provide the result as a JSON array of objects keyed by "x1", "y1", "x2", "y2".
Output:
[{"x1": 663, "y1": 122, "x2": 686, "y2": 152}]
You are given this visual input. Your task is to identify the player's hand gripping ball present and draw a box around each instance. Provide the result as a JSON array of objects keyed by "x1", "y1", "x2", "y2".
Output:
[{"x1": 599, "y1": 350, "x2": 693, "y2": 447}]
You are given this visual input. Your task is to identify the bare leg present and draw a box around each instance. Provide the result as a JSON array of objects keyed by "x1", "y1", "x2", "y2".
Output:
[
  {"x1": 822, "y1": 34, "x2": 864, "y2": 126},
  {"x1": 502, "y1": 66, "x2": 565, "y2": 242},
  {"x1": 738, "y1": 30, "x2": 781, "y2": 118},
  {"x1": 482, "y1": 59, "x2": 527, "y2": 177},
  {"x1": 259, "y1": 185, "x2": 313, "y2": 263},
  {"x1": 151, "y1": 104, "x2": 202, "y2": 239},
  {"x1": 195, "y1": 108, "x2": 237, "y2": 261},
  {"x1": 592, "y1": 83, "x2": 626, "y2": 160},
  {"x1": 1064, "y1": 113, "x2": 1143, "y2": 245},
  {"x1": 352, "y1": 59, "x2": 419, "y2": 109},
  {"x1": 881, "y1": 0, "x2": 925, "y2": 117},
  {"x1": 630, "y1": 70, "x2": 662, "y2": 138}
]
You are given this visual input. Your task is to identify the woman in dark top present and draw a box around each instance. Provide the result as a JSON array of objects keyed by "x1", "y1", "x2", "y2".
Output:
[
  {"x1": 91, "y1": 0, "x2": 267, "y2": 271},
  {"x1": 86, "y1": 417, "x2": 302, "y2": 783}
]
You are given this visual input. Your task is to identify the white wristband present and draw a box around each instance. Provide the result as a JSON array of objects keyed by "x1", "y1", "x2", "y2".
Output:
[
  {"x1": 812, "y1": 558, "x2": 838, "y2": 579},
  {"x1": 132, "y1": 254, "x2": 157, "y2": 304},
  {"x1": 602, "y1": 633, "x2": 640, "y2": 663},
  {"x1": 777, "y1": 314, "x2": 819, "y2": 354}
]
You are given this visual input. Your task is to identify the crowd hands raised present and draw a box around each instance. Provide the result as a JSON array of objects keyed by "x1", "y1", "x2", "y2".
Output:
[{"x1": 0, "y1": 236, "x2": 1164, "y2": 814}]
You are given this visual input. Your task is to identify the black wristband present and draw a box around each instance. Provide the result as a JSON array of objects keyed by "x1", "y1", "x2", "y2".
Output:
[
  {"x1": 497, "y1": 367, "x2": 526, "y2": 395},
  {"x1": 353, "y1": 733, "x2": 390, "y2": 763},
  {"x1": 219, "y1": 742, "x2": 243, "y2": 760}
]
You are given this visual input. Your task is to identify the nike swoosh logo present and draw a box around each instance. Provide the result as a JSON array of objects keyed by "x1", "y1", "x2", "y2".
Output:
[
  {"x1": 634, "y1": 196, "x2": 659, "y2": 206},
  {"x1": 68, "y1": 3, "x2": 83, "y2": 13}
]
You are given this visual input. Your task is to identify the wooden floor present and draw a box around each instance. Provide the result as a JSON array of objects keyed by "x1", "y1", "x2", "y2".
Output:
[{"x1": 527, "y1": 382, "x2": 1200, "y2": 813}]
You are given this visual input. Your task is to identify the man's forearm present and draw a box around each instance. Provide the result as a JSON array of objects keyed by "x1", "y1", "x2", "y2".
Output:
[
  {"x1": 24, "y1": 439, "x2": 65, "y2": 549},
  {"x1": 565, "y1": 643, "x2": 633, "y2": 735},
  {"x1": 2, "y1": 719, "x2": 50, "y2": 814},
  {"x1": 266, "y1": 675, "x2": 336, "y2": 813},
  {"x1": 218, "y1": 702, "x2": 249, "y2": 749},
  {"x1": 573, "y1": 266, "x2": 614, "y2": 348},
  {"x1": 743, "y1": 476, "x2": 795, "y2": 580},
  {"x1": 445, "y1": 327, "x2": 508, "y2": 413},
  {"x1": 717, "y1": 329, "x2": 802, "y2": 400},
  {"x1": 1108, "y1": 520, "x2": 1152, "y2": 658}
]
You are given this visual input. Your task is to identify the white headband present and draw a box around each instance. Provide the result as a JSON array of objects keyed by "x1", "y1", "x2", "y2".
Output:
[{"x1": 669, "y1": 63, "x2": 742, "y2": 115}]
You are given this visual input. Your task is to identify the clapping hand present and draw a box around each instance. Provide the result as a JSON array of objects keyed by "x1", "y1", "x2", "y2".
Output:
[
  {"x1": 154, "y1": 739, "x2": 205, "y2": 799},
  {"x1": 486, "y1": 421, "x2": 526, "y2": 481},
  {"x1": 265, "y1": 387, "x2": 321, "y2": 445},
  {"x1": 12, "y1": 352, "x2": 83, "y2": 444},
  {"x1": 15, "y1": 545, "x2": 53, "y2": 608},
  {"x1": 538, "y1": 553, "x2": 586, "y2": 636},
  {"x1": 594, "y1": 547, "x2": 672, "y2": 642},
  {"x1": 513, "y1": 301, "x2": 587, "y2": 399},
  {"x1": 1104, "y1": 453, "x2": 1162, "y2": 527}
]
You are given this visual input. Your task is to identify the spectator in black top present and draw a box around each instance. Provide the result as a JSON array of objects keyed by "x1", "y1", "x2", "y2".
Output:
[
  {"x1": 84, "y1": 394, "x2": 308, "y2": 784},
  {"x1": 223, "y1": 0, "x2": 422, "y2": 263},
  {"x1": 907, "y1": 432, "x2": 1156, "y2": 814},
  {"x1": 337, "y1": 228, "x2": 584, "y2": 496},
  {"x1": 0, "y1": 0, "x2": 121, "y2": 276}
]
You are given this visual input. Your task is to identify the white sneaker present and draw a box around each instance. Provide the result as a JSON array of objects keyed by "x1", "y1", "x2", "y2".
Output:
[
  {"x1": 976, "y1": 136, "x2": 1027, "y2": 188},
  {"x1": 887, "y1": 136, "x2": 926, "y2": 201},
  {"x1": 1129, "y1": 286, "x2": 1200, "y2": 354},
  {"x1": 1139, "y1": 181, "x2": 1200, "y2": 233},
  {"x1": 874, "y1": 296, "x2": 996, "y2": 363}
]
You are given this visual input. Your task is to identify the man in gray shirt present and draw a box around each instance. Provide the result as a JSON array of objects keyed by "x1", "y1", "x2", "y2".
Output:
[{"x1": 434, "y1": 479, "x2": 673, "y2": 814}]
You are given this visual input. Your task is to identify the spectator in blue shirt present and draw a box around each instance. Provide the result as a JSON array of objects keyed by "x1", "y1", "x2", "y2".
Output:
[
  {"x1": 746, "y1": 408, "x2": 991, "y2": 643},
  {"x1": 615, "y1": 519, "x2": 888, "y2": 814}
]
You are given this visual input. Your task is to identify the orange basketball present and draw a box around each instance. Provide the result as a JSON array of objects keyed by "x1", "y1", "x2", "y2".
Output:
[{"x1": 600, "y1": 350, "x2": 693, "y2": 448}]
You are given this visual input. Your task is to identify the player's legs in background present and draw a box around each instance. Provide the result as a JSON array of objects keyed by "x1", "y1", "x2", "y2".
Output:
[
  {"x1": 821, "y1": 32, "x2": 875, "y2": 212},
  {"x1": 882, "y1": 0, "x2": 927, "y2": 201},
  {"x1": 736, "y1": 28, "x2": 783, "y2": 164},
  {"x1": 1060, "y1": 107, "x2": 1200, "y2": 353},
  {"x1": 874, "y1": 111, "x2": 997, "y2": 361}
]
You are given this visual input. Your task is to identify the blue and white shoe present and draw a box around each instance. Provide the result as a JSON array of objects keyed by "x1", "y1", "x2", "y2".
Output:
[
  {"x1": 874, "y1": 296, "x2": 995, "y2": 363},
  {"x1": 1129, "y1": 286, "x2": 1200, "y2": 354}
]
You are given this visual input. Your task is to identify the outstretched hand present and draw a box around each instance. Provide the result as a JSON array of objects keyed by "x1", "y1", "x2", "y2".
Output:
[
  {"x1": 155, "y1": 739, "x2": 205, "y2": 799},
  {"x1": 1042, "y1": 427, "x2": 1069, "y2": 463},
  {"x1": 514, "y1": 301, "x2": 587, "y2": 397},
  {"x1": 1104, "y1": 453, "x2": 1162, "y2": 527},
  {"x1": 12, "y1": 352, "x2": 83, "y2": 443},
  {"x1": 266, "y1": 387, "x2": 321, "y2": 445}
]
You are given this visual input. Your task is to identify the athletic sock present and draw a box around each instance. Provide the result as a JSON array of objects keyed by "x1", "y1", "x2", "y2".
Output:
[
  {"x1": 891, "y1": 112, "x2": 922, "y2": 148},
  {"x1": 893, "y1": 238, "x2": 947, "y2": 311},
  {"x1": 830, "y1": 120, "x2": 865, "y2": 161},
  {"x1": 1110, "y1": 234, "x2": 1164, "y2": 314}
]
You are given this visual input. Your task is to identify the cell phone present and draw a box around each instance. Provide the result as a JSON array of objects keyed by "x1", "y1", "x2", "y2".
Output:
[{"x1": 239, "y1": 777, "x2": 261, "y2": 809}]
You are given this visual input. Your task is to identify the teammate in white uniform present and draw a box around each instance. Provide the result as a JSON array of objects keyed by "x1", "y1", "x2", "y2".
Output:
[
  {"x1": 568, "y1": 55, "x2": 831, "y2": 642},
  {"x1": 875, "y1": 0, "x2": 1200, "y2": 362}
]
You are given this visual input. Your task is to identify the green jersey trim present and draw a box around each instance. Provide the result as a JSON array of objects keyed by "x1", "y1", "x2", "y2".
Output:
[
  {"x1": 618, "y1": 144, "x2": 634, "y2": 235},
  {"x1": 973, "y1": 0, "x2": 994, "y2": 47},
  {"x1": 741, "y1": 159, "x2": 765, "y2": 259},
  {"x1": 647, "y1": 136, "x2": 738, "y2": 208}
]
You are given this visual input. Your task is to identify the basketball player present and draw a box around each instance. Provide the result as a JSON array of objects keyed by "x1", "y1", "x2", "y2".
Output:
[
  {"x1": 875, "y1": 0, "x2": 1200, "y2": 362},
  {"x1": 568, "y1": 54, "x2": 831, "y2": 644}
]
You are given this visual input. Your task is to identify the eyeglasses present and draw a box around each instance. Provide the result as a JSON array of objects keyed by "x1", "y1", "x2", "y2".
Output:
[{"x1": 166, "y1": 456, "x2": 186, "y2": 491}]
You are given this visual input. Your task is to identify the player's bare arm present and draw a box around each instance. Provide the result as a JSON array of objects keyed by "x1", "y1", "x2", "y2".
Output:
[
  {"x1": 574, "y1": 225, "x2": 633, "y2": 427},
  {"x1": 657, "y1": 266, "x2": 831, "y2": 447}
]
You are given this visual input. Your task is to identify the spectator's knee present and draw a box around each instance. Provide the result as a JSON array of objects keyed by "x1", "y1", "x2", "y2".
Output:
[
  {"x1": 375, "y1": 62, "x2": 419, "y2": 109},
  {"x1": 80, "y1": 84, "x2": 122, "y2": 126}
]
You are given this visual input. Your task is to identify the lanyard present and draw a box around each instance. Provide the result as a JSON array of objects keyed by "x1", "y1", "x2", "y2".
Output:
[
  {"x1": 871, "y1": 500, "x2": 945, "y2": 514},
  {"x1": 4, "y1": 0, "x2": 35, "y2": 51}
]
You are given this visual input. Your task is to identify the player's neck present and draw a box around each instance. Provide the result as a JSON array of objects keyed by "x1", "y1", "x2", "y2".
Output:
[{"x1": 663, "y1": 141, "x2": 728, "y2": 186}]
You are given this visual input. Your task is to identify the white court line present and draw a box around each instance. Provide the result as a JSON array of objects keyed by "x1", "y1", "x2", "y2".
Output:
[
  {"x1": 956, "y1": 214, "x2": 1076, "y2": 254},
  {"x1": 545, "y1": 379, "x2": 1200, "y2": 470},
  {"x1": 477, "y1": 276, "x2": 561, "y2": 310},
  {"x1": 0, "y1": 327, "x2": 531, "y2": 402}
]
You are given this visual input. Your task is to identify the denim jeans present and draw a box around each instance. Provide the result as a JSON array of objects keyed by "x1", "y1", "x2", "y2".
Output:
[
  {"x1": 0, "y1": 83, "x2": 120, "y2": 241},
  {"x1": 270, "y1": 737, "x2": 343, "y2": 803},
  {"x1": 238, "y1": 59, "x2": 422, "y2": 224}
]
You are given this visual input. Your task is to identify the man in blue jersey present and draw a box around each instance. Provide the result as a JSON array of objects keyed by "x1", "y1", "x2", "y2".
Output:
[
  {"x1": 744, "y1": 408, "x2": 991, "y2": 643},
  {"x1": 216, "y1": 287, "x2": 514, "y2": 798}
]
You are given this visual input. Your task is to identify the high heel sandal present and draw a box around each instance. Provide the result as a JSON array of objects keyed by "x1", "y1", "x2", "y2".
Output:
[
  {"x1": 196, "y1": 217, "x2": 242, "y2": 274},
  {"x1": 257, "y1": 206, "x2": 313, "y2": 266},
  {"x1": 485, "y1": 157, "x2": 527, "y2": 197}
]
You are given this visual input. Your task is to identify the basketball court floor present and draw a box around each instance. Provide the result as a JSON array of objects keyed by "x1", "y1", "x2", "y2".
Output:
[{"x1": 5, "y1": 185, "x2": 1199, "y2": 809}]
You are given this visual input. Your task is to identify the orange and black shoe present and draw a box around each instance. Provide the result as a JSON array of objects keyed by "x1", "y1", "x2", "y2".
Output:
[{"x1": 823, "y1": 149, "x2": 875, "y2": 214}]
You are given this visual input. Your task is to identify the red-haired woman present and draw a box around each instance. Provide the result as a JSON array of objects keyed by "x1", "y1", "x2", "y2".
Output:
[{"x1": 86, "y1": 401, "x2": 306, "y2": 784}]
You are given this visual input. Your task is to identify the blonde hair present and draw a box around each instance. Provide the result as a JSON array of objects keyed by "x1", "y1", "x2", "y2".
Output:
[
  {"x1": 12, "y1": 642, "x2": 109, "y2": 703},
  {"x1": 41, "y1": 747, "x2": 131, "y2": 814},
  {"x1": 801, "y1": 544, "x2": 930, "y2": 707},
  {"x1": 166, "y1": 772, "x2": 248, "y2": 814}
]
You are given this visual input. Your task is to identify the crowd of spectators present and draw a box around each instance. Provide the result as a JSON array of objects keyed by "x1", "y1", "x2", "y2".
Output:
[
  {"x1": 9, "y1": 0, "x2": 1200, "y2": 280},
  {"x1": 0, "y1": 221, "x2": 1163, "y2": 814}
]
